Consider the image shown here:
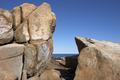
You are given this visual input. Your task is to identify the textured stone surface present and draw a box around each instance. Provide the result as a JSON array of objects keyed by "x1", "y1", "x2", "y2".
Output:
[
  {"x1": 11, "y1": 6, "x2": 21, "y2": 30},
  {"x1": 0, "y1": 55, "x2": 23, "y2": 80},
  {"x1": 12, "y1": 3, "x2": 36, "y2": 30},
  {"x1": 28, "y1": 3, "x2": 54, "y2": 40},
  {"x1": 39, "y1": 69, "x2": 61, "y2": 80},
  {"x1": 31, "y1": 39, "x2": 53, "y2": 74},
  {"x1": 0, "y1": 43, "x2": 24, "y2": 80},
  {"x1": 15, "y1": 21, "x2": 30, "y2": 43},
  {"x1": 21, "y1": 3, "x2": 37, "y2": 19},
  {"x1": 0, "y1": 9, "x2": 13, "y2": 45},
  {"x1": 0, "y1": 2, "x2": 56, "y2": 80},
  {"x1": 24, "y1": 44, "x2": 37, "y2": 76},
  {"x1": 0, "y1": 43, "x2": 25, "y2": 60},
  {"x1": 0, "y1": 68, "x2": 17, "y2": 80},
  {"x1": 74, "y1": 37, "x2": 120, "y2": 80}
]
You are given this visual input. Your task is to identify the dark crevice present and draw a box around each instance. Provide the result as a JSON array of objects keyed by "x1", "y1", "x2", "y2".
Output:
[
  {"x1": 56, "y1": 55, "x2": 78, "y2": 80},
  {"x1": 20, "y1": 6, "x2": 23, "y2": 23},
  {"x1": 20, "y1": 52, "x2": 25, "y2": 80}
]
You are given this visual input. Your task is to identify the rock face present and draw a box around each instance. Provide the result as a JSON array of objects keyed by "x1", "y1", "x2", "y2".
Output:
[
  {"x1": 0, "y1": 44, "x2": 24, "y2": 80},
  {"x1": 0, "y1": 2, "x2": 57, "y2": 80},
  {"x1": 39, "y1": 69, "x2": 61, "y2": 80},
  {"x1": 15, "y1": 21, "x2": 30, "y2": 43},
  {"x1": 28, "y1": 3, "x2": 55, "y2": 41},
  {"x1": 0, "y1": 9, "x2": 13, "y2": 45},
  {"x1": 74, "y1": 37, "x2": 120, "y2": 80}
]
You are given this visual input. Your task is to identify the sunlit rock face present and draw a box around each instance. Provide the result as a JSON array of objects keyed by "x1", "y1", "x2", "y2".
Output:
[
  {"x1": 0, "y1": 9, "x2": 13, "y2": 45},
  {"x1": 0, "y1": 2, "x2": 57, "y2": 80},
  {"x1": 74, "y1": 37, "x2": 120, "y2": 80}
]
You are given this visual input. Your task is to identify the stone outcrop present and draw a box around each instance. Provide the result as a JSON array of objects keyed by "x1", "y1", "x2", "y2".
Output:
[
  {"x1": 0, "y1": 9, "x2": 13, "y2": 45},
  {"x1": 74, "y1": 36, "x2": 120, "y2": 80},
  {"x1": 0, "y1": 2, "x2": 58, "y2": 80}
]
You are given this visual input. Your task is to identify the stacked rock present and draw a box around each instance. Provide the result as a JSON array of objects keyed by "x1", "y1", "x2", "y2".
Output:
[{"x1": 0, "y1": 2, "x2": 58, "y2": 80}]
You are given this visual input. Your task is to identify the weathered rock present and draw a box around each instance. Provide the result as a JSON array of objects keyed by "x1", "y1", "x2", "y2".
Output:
[
  {"x1": 24, "y1": 44, "x2": 37, "y2": 76},
  {"x1": 31, "y1": 39, "x2": 53, "y2": 74},
  {"x1": 20, "y1": 3, "x2": 37, "y2": 20},
  {"x1": 74, "y1": 37, "x2": 120, "y2": 80},
  {"x1": 0, "y1": 2, "x2": 56, "y2": 80},
  {"x1": 39, "y1": 69, "x2": 61, "y2": 80},
  {"x1": 0, "y1": 43, "x2": 25, "y2": 80},
  {"x1": 0, "y1": 55, "x2": 23, "y2": 80},
  {"x1": 28, "y1": 76, "x2": 39, "y2": 80},
  {"x1": 0, "y1": 43, "x2": 25, "y2": 60},
  {"x1": 11, "y1": 3, "x2": 36, "y2": 30},
  {"x1": 0, "y1": 68, "x2": 17, "y2": 80},
  {"x1": 15, "y1": 21, "x2": 30, "y2": 43},
  {"x1": 0, "y1": 9, "x2": 13, "y2": 45},
  {"x1": 28, "y1": 3, "x2": 55, "y2": 41},
  {"x1": 50, "y1": 12, "x2": 56, "y2": 33},
  {"x1": 11, "y1": 6, "x2": 21, "y2": 30}
]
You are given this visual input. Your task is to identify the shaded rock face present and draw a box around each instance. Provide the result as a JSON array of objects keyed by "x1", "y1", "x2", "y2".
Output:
[
  {"x1": 74, "y1": 37, "x2": 120, "y2": 80},
  {"x1": 0, "y1": 2, "x2": 57, "y2": 80}
]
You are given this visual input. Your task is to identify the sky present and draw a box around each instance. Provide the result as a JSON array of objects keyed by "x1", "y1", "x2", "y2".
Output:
[{"x1": 0, "y1": 0, "x2": 120, "y2": 54}]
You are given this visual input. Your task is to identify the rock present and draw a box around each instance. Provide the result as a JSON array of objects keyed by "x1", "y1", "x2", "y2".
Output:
[
  {"x1": 50, "y1": 12, "x2": 56, "y2": 33},
  {"x1": 0, "y1": 43, "x2": 25, "y2": 80},
  {"x1": 31, "y1": 39, "x2": 53, "y2": 74},
  {"x1": 28, "y1": 76, "x2": 39, "y2": 80},
  {"x1": 0, "y1": 55, "x2": 23, "y2": 80},
  {"x1": 24, "y1": 44, "x2": 37, "y2": 76},
  {"x1": 0, "y1": 68, "x2": 17, "y2": 80},
  {"x1": 39, "y1": 69, "x2": 61, "y2": 80},
  {"x1": 0, "y1": 43, "x2": 25, "y2": 60},
  {"x1": 20, "y1": 3, "x2": 37, "y2": 20},
  {"x1": 0, "y1": 9, "x2": 13, "y2": 45},
  {"x1": 74, "y1": 37, "x2": 120, "y2": 80},
  {"x1": 0, "y1": 2, "x2": 56, "y2": 80},
  {"x1": 11, "y1": 3, "x2": 36, "y2": 30},
  {"x1": 28, "y1": 2, "x2": 55, "y2": 41},
  {"x1": 15, "y1": 21, "x2": 30, "y2": 43},
  {"x1": 11, "y1": 6, "x2": 21, "y2": 30}
]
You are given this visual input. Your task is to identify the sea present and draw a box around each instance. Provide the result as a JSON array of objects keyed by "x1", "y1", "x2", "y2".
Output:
[{"x1": 53, "y1": 53, "x2": 78, "y2": 59}]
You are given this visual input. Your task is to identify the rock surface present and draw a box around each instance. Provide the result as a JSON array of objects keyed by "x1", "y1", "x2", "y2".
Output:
[
  {"x1": 15, "y1": 21, "x2": 30, "y2": 43},
  {"x1": 11, "y1": 6, "x2": 21, "y2": 30},
  {"x1": 28, "y1": 3, "x2": 54, "y2": 41},
  {"x1": 0, "y1": 9, "x2": 13, "y2": 45},
  {"x1": 74, "y1": 37, "x2": 120, "y2": 80},
  {"x1": 0, "y1": 2, "x2": 57, "y2": 80},
  {"x1": 39, "y1": 69, "x2": 61, "y2": 80},
  {"x1": 0, "y1": 68, "x2": 17, "y2": 80}
]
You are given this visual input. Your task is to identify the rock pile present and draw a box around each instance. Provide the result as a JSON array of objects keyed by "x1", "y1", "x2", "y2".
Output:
[
  {"x1": 1, "y1": 2, "x2": 120, "y2": 80},
  {"x1": 0, "y1": 2, "x2": 59, "y2": 80},
  {"x1": 74, "y1": 37, "x2": 120, "y2": 80}
]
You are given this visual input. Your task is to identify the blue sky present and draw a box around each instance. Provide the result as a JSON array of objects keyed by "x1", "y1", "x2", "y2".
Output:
[{"x1": 1, "y1": 0, "x2": 120, "y2": 54}]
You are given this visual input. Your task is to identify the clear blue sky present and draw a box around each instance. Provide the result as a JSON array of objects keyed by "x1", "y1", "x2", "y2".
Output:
[{"x1": 1, "y1": 0, "x2": 120, "y2": 54}]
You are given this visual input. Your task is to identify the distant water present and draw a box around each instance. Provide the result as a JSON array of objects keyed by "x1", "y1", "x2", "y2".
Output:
[{"x1": 53, "y1": 53, "x2": 78, "y2": 59}]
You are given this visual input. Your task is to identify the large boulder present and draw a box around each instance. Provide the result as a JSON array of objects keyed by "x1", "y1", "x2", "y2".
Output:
[
  {"x1": 28, "y1": 3, "x2": 55, "y2": 41},
  {"x1": 11, "y1": 3, "x2": 36, "y2": 30},
  {"x1": 0, "y1": 9, "x2": 13, "y2": 45},
  {"x1": 0, "y1": 43, "x2": 25, "y2": 80},
  {"x1": 74, "y1": 37, "x2": 120, "y2": 80},
  {"x1": 20, "y1": 3, "x2": 37, "y2": 20}
]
